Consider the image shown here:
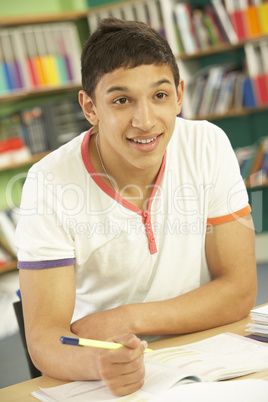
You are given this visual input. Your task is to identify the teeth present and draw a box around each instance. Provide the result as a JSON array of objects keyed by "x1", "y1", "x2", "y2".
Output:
[{"x1": 133, "y1": 136, "x2": 157, "y2": 144}]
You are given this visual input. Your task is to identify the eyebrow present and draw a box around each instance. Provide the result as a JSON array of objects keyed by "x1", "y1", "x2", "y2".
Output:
[{"x1": 106, "y1": 79, "x2": 173, "y2": 95}]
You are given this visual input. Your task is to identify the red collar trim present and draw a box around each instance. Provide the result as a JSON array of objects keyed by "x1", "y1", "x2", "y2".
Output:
[{"x1": 81, "y1": 128, "x2": 166, "y2": 216}]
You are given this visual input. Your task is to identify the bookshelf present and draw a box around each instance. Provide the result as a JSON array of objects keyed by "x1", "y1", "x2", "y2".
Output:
[
  {"x1": 0, "y1": 0, "x2": 268, "y2": 275},
  {"x1": 0, "y1": 151, "x2": 50, "y2": 173},
  {"x1": 0, "y1": 4, "x2": 92, "y2": 274}
]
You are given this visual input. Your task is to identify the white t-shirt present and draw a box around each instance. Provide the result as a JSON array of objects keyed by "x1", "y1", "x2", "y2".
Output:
[{"x1": 15, "y1": 117, "x2": 250, "y2": 322}]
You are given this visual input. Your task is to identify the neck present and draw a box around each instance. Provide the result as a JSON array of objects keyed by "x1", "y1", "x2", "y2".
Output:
[{"x1": 89, "y1": 131, "x2": 162, "y2": 209}]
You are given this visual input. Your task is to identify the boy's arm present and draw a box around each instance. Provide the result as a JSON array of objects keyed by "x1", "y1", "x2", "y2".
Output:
[
  {"x1": 72, "y1": 214, "x2": 257, "y2": 338},
  {"x1": 19, "y1": 265, "x2": 147, "y2": 396}
]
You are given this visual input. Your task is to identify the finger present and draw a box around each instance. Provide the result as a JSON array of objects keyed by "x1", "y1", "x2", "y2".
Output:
[
  {"x1": 104, "y1": 364, "x2": 145, "y2": 396},
  {"x1": 109, "y1": 333, "x2": 141, "y2": 349}
]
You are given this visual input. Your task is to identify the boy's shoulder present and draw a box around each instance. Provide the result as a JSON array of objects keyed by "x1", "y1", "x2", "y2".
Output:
[{"x1": 30, "y1": 131, "x2": 88, "y2": 173}]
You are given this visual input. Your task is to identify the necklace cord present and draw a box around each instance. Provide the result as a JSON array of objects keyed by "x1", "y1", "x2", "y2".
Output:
[{"x1": 95, "y1": 133, "x2": 116, "y2": 191}]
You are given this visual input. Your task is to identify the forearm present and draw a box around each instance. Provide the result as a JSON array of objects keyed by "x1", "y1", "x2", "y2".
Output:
[
  {"x1": 131, "y1": 275, "x2": 256, "y2": 336},
  {"x1": 27, "y1": 325, "x2": 100, "y2": 381},
  {"x1": 72, "y1": 275, "x2": 256, "y2": 340}
]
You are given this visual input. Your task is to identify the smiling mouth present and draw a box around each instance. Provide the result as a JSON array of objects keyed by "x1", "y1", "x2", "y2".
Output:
[{"x1": 132, "y1": 136, "x2": 157, "y2": 144}]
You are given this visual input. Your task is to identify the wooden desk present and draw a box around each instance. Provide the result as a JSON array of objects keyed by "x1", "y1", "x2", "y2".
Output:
[{"x1": 1, "y1": 313, "x2": 268, "y2": 402}]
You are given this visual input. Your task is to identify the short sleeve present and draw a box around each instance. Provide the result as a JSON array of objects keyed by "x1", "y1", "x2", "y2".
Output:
[
  {"x1": 15, "y1": 165, "x2": 75, "y2": 269},
  {"x1": 206, "y1": 124, "x2": 250, "y2": 225}
]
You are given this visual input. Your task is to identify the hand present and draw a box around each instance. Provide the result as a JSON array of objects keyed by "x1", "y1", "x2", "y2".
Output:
[{"x1": 94, "y1": 333, "x2": 147, "y2": 396}]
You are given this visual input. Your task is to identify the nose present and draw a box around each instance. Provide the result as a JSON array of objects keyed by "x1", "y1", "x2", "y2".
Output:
[{"x1": 132, "y1": 101, "x2": 156, "y2": 131}]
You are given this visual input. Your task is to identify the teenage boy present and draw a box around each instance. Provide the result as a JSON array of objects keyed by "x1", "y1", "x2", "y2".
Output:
[{"x1": 15, "y1": 18, "x2": 257, "y2": 396}]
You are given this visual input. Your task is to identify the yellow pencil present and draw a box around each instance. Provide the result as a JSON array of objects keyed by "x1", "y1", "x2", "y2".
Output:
[{"x1": 60, "y1": 336, "x2": 153, "y2": 353}]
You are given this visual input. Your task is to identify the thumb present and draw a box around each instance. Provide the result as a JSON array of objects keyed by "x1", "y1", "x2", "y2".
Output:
[{"x1": 110, "y1": 333, "x2": 148, "y2": 351}]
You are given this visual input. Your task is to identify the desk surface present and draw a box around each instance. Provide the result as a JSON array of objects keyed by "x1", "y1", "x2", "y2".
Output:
[{"x1": 1, "y1": 312, "x2": 268, "y2": 402}]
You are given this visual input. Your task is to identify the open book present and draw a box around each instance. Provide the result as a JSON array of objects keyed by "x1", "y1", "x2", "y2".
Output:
[{"x1": 31, "y1": 332, "x2": 268, "y2": 402}]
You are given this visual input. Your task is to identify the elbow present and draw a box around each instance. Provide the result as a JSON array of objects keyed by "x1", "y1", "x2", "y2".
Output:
[{"x1": 234, "y1": 276, "x2": 257, "y2": 321}]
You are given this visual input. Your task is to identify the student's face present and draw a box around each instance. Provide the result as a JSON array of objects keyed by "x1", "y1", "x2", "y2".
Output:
[{"x1": 80, "y1": 64, "x2": 184, "y2": 176}]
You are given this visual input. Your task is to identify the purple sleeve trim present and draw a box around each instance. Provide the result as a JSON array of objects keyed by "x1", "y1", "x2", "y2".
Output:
[{"x1": 17, "y1": 258, "x2": 75, "y2": 269}]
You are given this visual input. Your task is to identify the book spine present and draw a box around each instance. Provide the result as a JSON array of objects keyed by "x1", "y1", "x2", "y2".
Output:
[
  {"x1": 204, "y1": 6, "x2": 227, "y2": 44},
  {"x1": 158, "y1": 0, "x2": 179, "y2": 55},
  {"x1": 0, "y1": 31, "x2": 23, "y2": 92},
  {"x1": 0, "y1": 211, "x2": 17, "y2": 257},
  {"x1": 258, "y1": 1, "x2": 268, "y2": 34},
  {"x1": 173, "y1": 3, "x2": 198, "y2": 54},
  {"x1": 146, "y1": 0, "x2": 164, "y2": 34},
  {"x1": 134, "y1": 2, "x2": 148, "y2": 23},
  {"x1": 211, "y1": 0, "x2": 239, "y2": 44},
  {"x1": 244, "y1": 2, "x2": 262, "y2": 38},
  {"x1": 245, "y1": 41, "x2": 268, "y2": 106}
]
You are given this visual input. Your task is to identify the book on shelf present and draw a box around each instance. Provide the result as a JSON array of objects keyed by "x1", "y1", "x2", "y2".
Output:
[
  {"x1": 244, "y1": 0, "x2": 262, "y2": 38},
  {"x1": 244, "y1": 40, "x2": 268, "y2": 106},
  {"x1": 235, "y1": 144, "x2": 258, "y2": 180},
  {"x1": 258, "y1": 0, "x2": 268, "y2": 34},
  {"x1": 225, "y1": 0, "x2": 248, "y2": 41},
  {"x1": 245, "y1": 137, "x2": 268, "y2": 187},
  {"x1": 31, "y1": 332, "x2": 268, "y2": 401},
  {"x1": 211, "y1": 0, "x2": 239, "y2": 45},
  {"x1": 21, "y1": 108, "x2": 50, "y2": 155},
  {"x1": 146, "y1": 0, "x2": 165, "y2": 37},
  {"x1": 235, "y1": 137, "x2": 268, "y2": 187},
  {"x1": 173, "y1": 3, "x2": 199, "y2": 55},
  {"x1": 246, "y1": 305, "x2": 268, "y2": 342},
  {"x1": 0, "y1": 210, "x2": 17, "y2": 259},
  {"x1": 192, "y1": 9, "x2": 212, "y2": 50},
  {"x1": 0, "y1": 30, "x2": 26, "y2": 94},
  {"x1": 0, "y1": 245, "x2": 13, "y2": 267},
  {"x1": 242, "y1": 76, "x2": 258, "y2": 107}
]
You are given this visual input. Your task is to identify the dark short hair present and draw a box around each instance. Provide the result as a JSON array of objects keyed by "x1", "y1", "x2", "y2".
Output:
[{"x1": 81, "y1": 18, "x2": 180, "y2": 101}]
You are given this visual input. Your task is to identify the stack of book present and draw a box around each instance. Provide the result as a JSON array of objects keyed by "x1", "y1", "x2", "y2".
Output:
[
  {"x1": 246, "y1": 305, "x2": 268, "y2": 342},
  {"x1": 0, "y1": 22, "x2": 81, "y2": 96}
]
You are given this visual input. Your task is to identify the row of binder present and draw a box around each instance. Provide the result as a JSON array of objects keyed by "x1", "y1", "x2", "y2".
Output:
[
  {"x1": 87, "y1": 0, "x2": 165, "y2": 36},
  {"x1": 0, "y1": 23, "x2": 81, "y2": 96}
]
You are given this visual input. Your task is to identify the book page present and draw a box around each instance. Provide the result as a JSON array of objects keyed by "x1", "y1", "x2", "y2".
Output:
[
  {"x1": 144, "y1": 332, "x2": 268, "y2": 381},
  {"x1": 150, "y1": 379, "x2": 268, "y2": 402}
]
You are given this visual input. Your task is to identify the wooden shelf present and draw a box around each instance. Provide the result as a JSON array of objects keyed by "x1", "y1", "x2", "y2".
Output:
[
  {"x1": 0, "y1": 0, "x2": 144, "y2": 26},
  {"x1": 0, "y1": 151, "x2": 50, "y2": 173},
  {"x1": 0, "y1": 84, "x2": 82, "y2": 104},
  {"x1": 177, "y1": 35, "x2": 268, "y2": 60},
  {"x1": 247, "y1": 181, "x2": 268, "y2": 190},
  {"x1": 191, "y1": 105, "x2": 268, "y2": 122},
  {"x1": 0, "y1": 260, "x2": 17, "y2": 274},
  {"x1": 0, "y1": 10, "x2": 89, "y2": 26}
]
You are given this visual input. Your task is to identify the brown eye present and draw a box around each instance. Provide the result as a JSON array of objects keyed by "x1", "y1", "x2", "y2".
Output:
[
  {"x1": 115, "y1": 97, "x2": 129, "y2": 104},
  {"x1": 155, "y1": 92, "x2": 167, "y2": 100}
]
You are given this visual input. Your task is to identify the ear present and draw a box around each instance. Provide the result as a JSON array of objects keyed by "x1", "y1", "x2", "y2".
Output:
[
  {"x1": 79, "y1": 90, "x2": 99, "y2": 126},
  {"x1": 176, "y1": 79, "x2": 184, "y2": 115}
]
